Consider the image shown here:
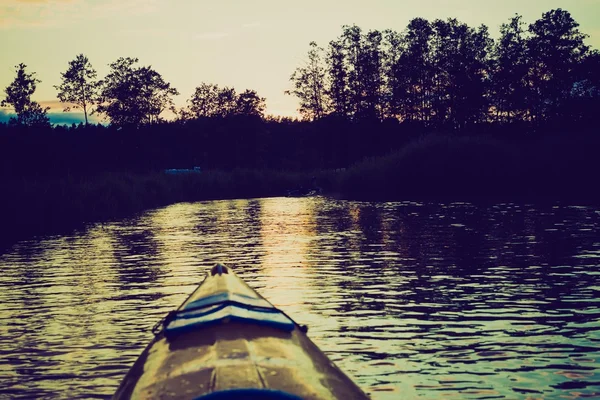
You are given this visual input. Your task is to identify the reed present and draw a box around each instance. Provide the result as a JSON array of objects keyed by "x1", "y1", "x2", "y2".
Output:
[{"x1": 0, "y1": 169, "x2": 319, "y2": 249}]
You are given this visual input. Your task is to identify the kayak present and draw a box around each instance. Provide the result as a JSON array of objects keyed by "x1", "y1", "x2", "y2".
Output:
[{"x1": 113, "y1": 264, "x2": 370, "y2": 400}]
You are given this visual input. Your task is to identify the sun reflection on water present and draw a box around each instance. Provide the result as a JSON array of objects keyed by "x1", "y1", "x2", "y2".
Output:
[{"x1": 0, "y1": 198, "x2": 599, "y2": 399}]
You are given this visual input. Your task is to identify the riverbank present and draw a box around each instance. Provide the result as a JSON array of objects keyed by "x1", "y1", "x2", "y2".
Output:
[
  {"x1": 338, "y1": 134, "x2": 600, "y2": 203},
  {"x1": 2, "y1": 133, "x2": 598, "y2": 251},
  {"x1": 0, "y1": 169, "x2": 326, "y2": 250}
]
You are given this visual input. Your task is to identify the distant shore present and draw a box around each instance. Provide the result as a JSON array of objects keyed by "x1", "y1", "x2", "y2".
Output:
[
  {"x1": 1, "y1": 133, "x2": 599, "y2": 251},
  {"x1": 338, "y1": 134, "x2": 600, "y2": 203},
  {"x1": 0, "y1": 169, "x2": 321, "y2": 250}
]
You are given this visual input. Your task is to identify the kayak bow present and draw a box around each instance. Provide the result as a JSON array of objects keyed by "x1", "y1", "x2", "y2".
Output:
[{"x1": 113, "y1": 264, "x2": 370, "y2": 400}]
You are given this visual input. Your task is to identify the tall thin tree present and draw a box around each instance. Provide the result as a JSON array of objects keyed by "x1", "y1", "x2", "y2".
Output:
[
  {"x1": 55, "y1": 54, "x2": 101, "y2": 126},
  {"x1": 492, "y1": 15, "x2": 531, "y2": 123},
  {"x1": 327, "y1": 38, "x2": 351, "y2": 117},
  {"x1": 287, "y1": 41, "x2": 328, "y2": 120}
]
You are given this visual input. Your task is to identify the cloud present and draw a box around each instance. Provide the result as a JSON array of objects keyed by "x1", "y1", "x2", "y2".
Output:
[
  {"x1": 10, "y1": 0, "x2": 75, "y2": 3},
  {"x1": 40, "y1": 100, "x2": 74, "y2": 110},
  {"x1": 0, "y1": 0, "x2": 80, "y2": 29},
  {"x1": 89, "y1": 0, "x2": 159, "y2": 16},
  {"x1": 0, "y1": 0, "x2": 159, "y2": 29}
]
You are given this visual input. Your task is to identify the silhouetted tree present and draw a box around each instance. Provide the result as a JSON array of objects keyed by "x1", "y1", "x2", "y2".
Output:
[
  {"x1": 55, "y1": 54, "x2": 101, "y2": 126},
  {"x1": 1, "y1": 63, "x2": 50, "y2": 127},
  {"x1": 342, "y1": 25, "x2": 363, "y2": 119},
  {"x1": 341, "y1": 25, "x2": 384, "y2": 119},
  {"x1": 361, "y1": 29, "x2": 385, "y2": 119},
  {"x1": 137, "y1": 65, "x2": 180, "y2": 124},
  {"x1": 185, "y1": 83, "x2": 219, "y2": 118},
  {"x1": 430, "y1": 19, "x2": 492, "y2": 129},
  {"x1": 1, "y1": 6, "x2": 599, "y2": 186},
  {"x1": 216, "y1": 87, "x2": 238, "y2": 117},
  {"x1": 527, "y1": 9, "x2": 589, "y2": 122},
  {"x1": 327, "y1": 38, "x2": 352, "y2": 117},
  {"x1": 381, "y1": 29, "x2": 403, "y2": 119},
  {"x1": 389, "y1": 18, "x2": 435, "y2": 123},
  {"x1": 287, "y1": 41, "x2": 328, "y2": 120},
  {"x1": 97, "y1": 57, "x2": 179, "y2": 127},
  {"x1": 491, "y1": 15, "x2": 531, "y2": 123},
  {"x1": 235, "y1": 89, "x2": 266, "y2": 117},
  {"x1": 185, "y1": 83, "x2": 238, "y2": 118},
  {"x1": 568, "y1": 50, "x2": 600, "y2": 125}
]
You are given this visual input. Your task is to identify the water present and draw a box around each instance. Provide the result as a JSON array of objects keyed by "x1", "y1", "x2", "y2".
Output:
[{"x1": 1, "y1": 197, "x2": 599, "y2": 399}]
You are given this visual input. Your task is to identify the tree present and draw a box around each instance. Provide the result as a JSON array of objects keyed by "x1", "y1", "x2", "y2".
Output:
[
  {"x1": 327, "y1": 38, "x2": 352, "y2": 117},
  {"x1": 287, "y1": 41, "x2": 328, "y2": 120},
  {"x1": 187, "y1": 83, "x2": 220, "y2": 118},
  {"x1": 430, "y1": 19, "x2": 493, "y2": 129},
  {"x1": 216, "y1": 86, "x2": 238, "y2": 117},
  {"x1": 186, "y1": 83, "x2": 238, "y2": 118},
  {"x1": 341, "y1": 25, "x2": 363, "y2": 118},
  {"x1": 137, "y1": 65, "x2": 180, "y2": 124},
  {"x1": 491, "y1": 15, "x2": 531, "y2": 123},
  {"x1": 337, "y1": 25, "x2": 385, "y2": 120},
  {"x1": 527, "y1": 9, "x2": 589, "y2": 122},
  {"x1": 381, "y1": 29, "x2": 404, "y2": 119},
  {"x1": 55, "y1": 54, "x2": 101, "y2": 126},
  {"x1": 1, "y1": 63, "x2": 50, "y2": 127},
  {"x1": 388, "y1": 18, "x2": 435, "y2": 123},
  {"x1": 97, "y1": 57, "x2": 179, "y2": 127},
  {"x1": 567, "y1": 50, "x2": 600, "y2": 125},
  {"x1": 235, "y1": 89, "x2": 266, "y2": 117},
  {"x1": 457, "y1": 24, "x2": 494, "y2": 128},
  {"x1": 360, "y1": 29, "x2": 385, "y2": 120},
  {"x1": 185, "y1": 84, "x2": 265, "y2": 119}
]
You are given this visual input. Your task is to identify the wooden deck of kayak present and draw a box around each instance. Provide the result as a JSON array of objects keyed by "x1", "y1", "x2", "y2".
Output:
[{"x1": 112, "y1": 265, "x2": 369, "y2": 400}]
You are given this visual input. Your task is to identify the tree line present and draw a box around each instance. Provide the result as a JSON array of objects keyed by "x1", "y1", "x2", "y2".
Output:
[
  {"x1": 2, "y1": 57, "x2": 266, "y2": 128},
  {"x1": 0, "y1": 8, "x2": 599, "y2": 178},
  {"x1": 288, "y1": 9, "x2": 599, "y2": 129},
  {"x1": 3, "y1": 8, "x2": 597, "y2": 131}
]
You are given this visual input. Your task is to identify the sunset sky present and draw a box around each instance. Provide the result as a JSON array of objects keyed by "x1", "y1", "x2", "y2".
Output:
[{"x1": 1, "y1": 0, "x2": 599, "y2": 123}]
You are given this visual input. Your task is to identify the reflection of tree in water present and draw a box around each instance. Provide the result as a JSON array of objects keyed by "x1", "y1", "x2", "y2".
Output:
[
  {"x1": 194, "y1": 202, "x2": 220, "y2": 236},
  {"x1": 111, "y1": 216, "x2": 163, "y2": 295},
  {"x1": 236, "y1": 199, "x2": 264, "y2": 273},
  {"x1": 357, "y1": 204, "x2": 383, "y2": 245},
  {"x1": 308, "y1": 201, "x2": 600, "y2": 327},
  {"x1": 242, "y1": 200, "x2": 264, "y2": 245},
  {"x1": 8, "y1": 240, "x2": 56, "y2": 328},
  {"x1": 4, "y1": 241, "x2": 52, "y2": 389},
  {"x1": 191, "y1": 199, "x2": 265, "y2": 272},
  {"x1": 299, "y1": 200, "x2": 600, "y2": 393},
  {"x1": 4, "y1": 236, "x2": 110, "y2": 394}
]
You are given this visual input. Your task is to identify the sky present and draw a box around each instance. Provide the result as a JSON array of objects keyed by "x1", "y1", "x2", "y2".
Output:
[{"x1": 1, "y1": 0, "x2": 599, "y2": 124}]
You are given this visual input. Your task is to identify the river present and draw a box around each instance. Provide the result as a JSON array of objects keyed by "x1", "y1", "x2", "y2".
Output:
[{"x1": 1, "y1": 197, "x2": 599, "y2": 399}]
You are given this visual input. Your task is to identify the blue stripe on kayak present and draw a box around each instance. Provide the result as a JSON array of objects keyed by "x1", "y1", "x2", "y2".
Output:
[
  {"x1": 183, "y1": 292, "x2": 272, "y2": 311},
  {"x1": 194, "y1": 389, "x2": 303, "y2": 400},
  {"x1": 165, "y1": 304, "x2": 295, "y2": 337}
]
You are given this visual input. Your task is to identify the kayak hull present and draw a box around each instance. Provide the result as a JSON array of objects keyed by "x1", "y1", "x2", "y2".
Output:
[{"x1": 113, "y1": 265, "x2": 369, "y2": 400}]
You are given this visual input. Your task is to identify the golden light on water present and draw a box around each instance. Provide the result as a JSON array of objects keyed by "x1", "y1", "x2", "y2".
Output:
[
  {"x1": 1, "y1": 199, "x2": 599, "y2": 399},
  {"x1": 256, "y1": 198, "x2": 316, "y2": 310}
]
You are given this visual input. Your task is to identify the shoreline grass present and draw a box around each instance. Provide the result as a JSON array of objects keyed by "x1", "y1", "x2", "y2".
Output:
[
  {"x1": 2, "y1": 134, "x2": 599, "y2": 251},
  {"x1": 337, "y1": 134, "x2": 600, "y2": 203},
  {"x1": 0, "y1": 169, "x2": 324, "y2": 250}
]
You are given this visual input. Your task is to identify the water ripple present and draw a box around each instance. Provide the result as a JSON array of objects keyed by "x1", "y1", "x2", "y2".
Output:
[{"x1": 0, "y1": 199, "x2": 599, "y2": 399}]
